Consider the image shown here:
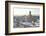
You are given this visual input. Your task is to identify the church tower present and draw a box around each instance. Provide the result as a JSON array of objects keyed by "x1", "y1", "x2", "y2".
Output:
[{"x1": 29, "y1": 11, "x2": 32, "y2": 18}]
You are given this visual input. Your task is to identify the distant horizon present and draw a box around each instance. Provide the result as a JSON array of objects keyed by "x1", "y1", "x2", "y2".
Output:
[{"x1": 14, "y1": 14, "x2": 40, "y2": 16}]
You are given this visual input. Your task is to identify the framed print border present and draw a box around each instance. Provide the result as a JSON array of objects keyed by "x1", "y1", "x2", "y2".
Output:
[{"x1": 5, "y1": 1, "x2": 45, "y2": 35}]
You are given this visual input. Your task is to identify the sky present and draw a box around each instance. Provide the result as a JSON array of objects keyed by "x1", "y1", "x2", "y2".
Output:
[{"x1": 14, "y1": 7, "x2": 40, "y2": 16}]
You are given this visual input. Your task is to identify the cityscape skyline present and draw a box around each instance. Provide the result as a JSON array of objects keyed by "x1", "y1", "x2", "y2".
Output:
[{"x1": 13, "y1": 10, "x2": 40, "y2": 28}]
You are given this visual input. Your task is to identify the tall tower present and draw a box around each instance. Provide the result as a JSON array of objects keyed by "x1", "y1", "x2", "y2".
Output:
[{"x1": 29, "y1": 11, "x2": 32, "y2": 18}]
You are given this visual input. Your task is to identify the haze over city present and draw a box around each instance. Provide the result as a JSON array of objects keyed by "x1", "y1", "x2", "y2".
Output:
[{"x1": 14, "y1": 8, "x2": 40, "y2": 16}]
